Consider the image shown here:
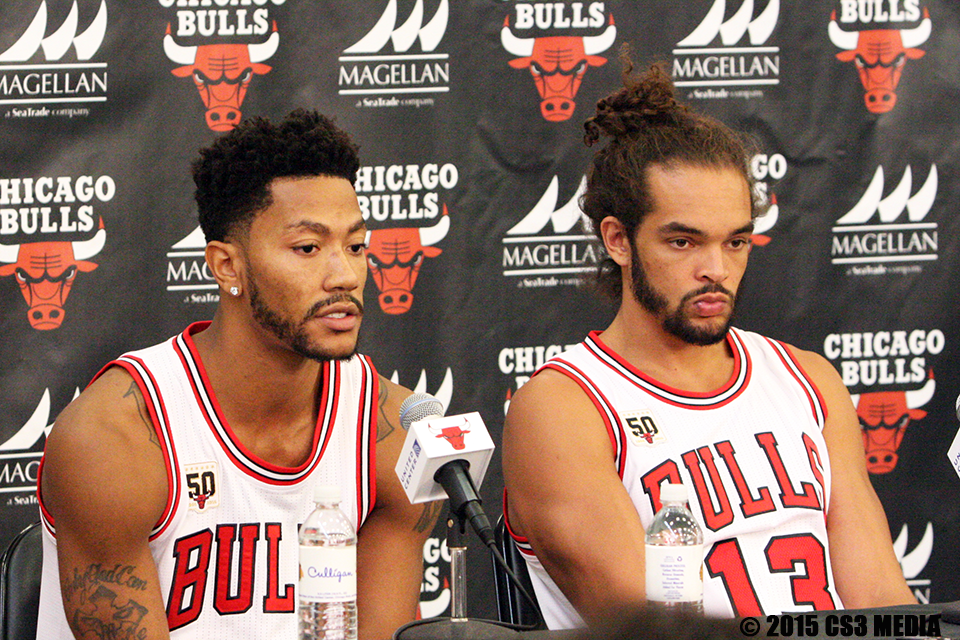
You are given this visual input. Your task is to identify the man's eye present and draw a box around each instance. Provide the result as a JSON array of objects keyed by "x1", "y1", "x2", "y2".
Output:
[{"x1": 297, "y1": 245, "x2": 319, "y2": 254}]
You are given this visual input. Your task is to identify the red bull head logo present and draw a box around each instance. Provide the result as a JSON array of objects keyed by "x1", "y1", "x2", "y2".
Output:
[
  {"x1": 163, "y1": 24, "x2": 279, "y2": 131},
  {"x1": 851, "y1": 375, "x2": 934, "y2": 474},
  {"x1": 501, "y1": 15, "x2": 616, "y2": 122},
  {"x1": 0, "y1": 219, "x2": 105, "y2": 330},
  {"x1": 429, "y1": 416, "x2": 471, "y2": 451},
  {"x1": 365, "y1": 209, "x2": 449, "y2": 315},
  {"x1": 829, "y1": 9, "x2": 930, "y2": 114}
]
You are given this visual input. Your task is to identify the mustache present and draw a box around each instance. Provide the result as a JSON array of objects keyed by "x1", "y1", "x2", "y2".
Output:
[
  {"x1": 682, "y1": 283, "x2": 736, "y2": 304},
  {"x1": 304, "y1": 293, "x2": 365, "y2": 319}
]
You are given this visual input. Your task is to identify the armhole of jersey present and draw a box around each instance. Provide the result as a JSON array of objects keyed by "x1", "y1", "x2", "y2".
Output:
[
  {"x1": 765, "y1": 338, "x2": 829, "y2": 430},
  {"x1": 356, "y1": 355, "x2": 378, "y2": 528},
  {"x1": 537, "y1": 361, "x2": 627, "y2": 479},
  {"x1": 501, "y1": 493, "x2": 535, "y2": 557},
  {"x1": 108, "y1": 357, "x2": 181, "y2": 539}
]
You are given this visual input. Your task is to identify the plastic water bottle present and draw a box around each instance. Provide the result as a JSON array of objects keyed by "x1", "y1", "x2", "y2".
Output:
[
  {"x1": 299, "y1": 485, "x2": 358, "y2": 640},
  {"x1": 644, "y1": 483, "x2": 704, "y2": 613}
]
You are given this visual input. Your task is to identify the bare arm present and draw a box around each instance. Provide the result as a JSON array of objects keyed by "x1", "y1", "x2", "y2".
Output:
[
  {"x1": 356, "y1": 376, "x2": 442, "y2": 640},
  {"x1": 789, "y1": 346, "x2": 916, "y2": 607},
  {"x1": 41, "y1": 367, "x2": 172, "y2": 639},
  {"x1": 502, "y1": 370, "x2": 647, "y2": 625}
]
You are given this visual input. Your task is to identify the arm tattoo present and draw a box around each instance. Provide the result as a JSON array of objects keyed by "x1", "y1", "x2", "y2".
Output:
[
  {"x1": 414, "y1": 501, "x2": 443, "y2": 534},
  {"x1": 376, "y1": 380, "x2": 396, "y2": 443},
  {"x1": 123, "y1": 381, "x2": 160, "y2": 450},
  {"x1": 64, "y1": 563, "x2": 151, "y2": 639}
]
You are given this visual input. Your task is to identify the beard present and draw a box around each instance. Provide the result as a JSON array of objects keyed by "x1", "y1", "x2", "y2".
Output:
[
  {"x1": 248, "y1": 273, "x2": 363, "y2": 362},
  {"x1": 629, "y1": 243, "x2": 737, "y2": 346}
]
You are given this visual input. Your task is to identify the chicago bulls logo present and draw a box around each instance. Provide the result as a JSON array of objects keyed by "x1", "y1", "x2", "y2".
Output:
[
  {"x1": 501, "y1": 15, "x2": 616, "y2": 122},
  {"x1": 429, "y1": 415, "x2": 471, "y2": 451},
  {"x1": 0, "y1": 219, "x2": 105, "y2": 330},
  {"x1": 163, "y1": 23, "x2": 279, "y2": 131},
  {"x1": 365, "y1": 209, "x2": 448, "y2": 314},
  {"x1": 829, "y1": 9, "x2": 931, "y2": 114},
  {"x1": 851, "y1": 374, "x2": 934, "y2": 474}
]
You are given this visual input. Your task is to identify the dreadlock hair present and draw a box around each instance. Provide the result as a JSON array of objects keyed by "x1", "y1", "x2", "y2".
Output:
[
  {"x1": 581, "y1": 49, "x2": 761, "y2": 300},
  {"x1": 192, "y1": 108, "x2": 360, "y2": 242}
]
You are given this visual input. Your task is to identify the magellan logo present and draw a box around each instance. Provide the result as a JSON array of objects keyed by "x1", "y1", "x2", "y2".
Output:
[
  {"x1": 500, "y1": 3, "x2": 616, "y2": 122},
  {"x1": 338, "y1": 0, "x2": 450, "y2": 107},
  {"x1": 894, "y1": 522, "x2": 934, "y2": 603},
  {"x1": 831, "y1": 165, "x2": 938, "y2": 273},
  {"x1": 163, "y1": 23, "x2": 279, "y2": 132},
  {"x1": 0, "y1": 0, "x2": 108, "y2": 115},
  {"x1": 672, "y1": 0, "x2": 780, "y2": 99},
  {"x1": 502, "y1": 176, "x2": 602, "y2": 287},
  {"x1": 0, "y1": 388, "x2": 70, "y2": 498},
  {"x1": 166, "y1": 226, "x2": 219, "y2": 303},
  {"x1": 389, "y1": 368, "x2": 453, "y2": 411},
  {"x1": 829, "y1": 3, "x2": 930, "y2": 114}
]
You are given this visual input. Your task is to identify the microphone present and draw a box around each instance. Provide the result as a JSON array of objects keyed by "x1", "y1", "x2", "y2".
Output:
[
  {"x1": 395, "y1": 393, "x2": 496, "y2": 546},
  {"x1": 955, "y1": 392, "x2": 960, "y2": 421}
]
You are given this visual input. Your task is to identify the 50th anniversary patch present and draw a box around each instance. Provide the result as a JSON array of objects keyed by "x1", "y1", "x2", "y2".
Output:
[{"x1": 738, "y1": 613, "x2": 941, "y2": 638}]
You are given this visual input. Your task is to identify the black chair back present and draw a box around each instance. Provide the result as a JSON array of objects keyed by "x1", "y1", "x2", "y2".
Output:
[
  {"x1": 492, "y1": 514, "x2": 542, "y2": 628},
  {"x1": 0, "y1": 522, "x2": 42, "y2": 640}
]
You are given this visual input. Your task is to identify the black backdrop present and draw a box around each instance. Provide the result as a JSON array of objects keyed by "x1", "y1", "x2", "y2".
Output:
[{"x1": 2, "y1": 0, "x2": 959, "y2": 621}]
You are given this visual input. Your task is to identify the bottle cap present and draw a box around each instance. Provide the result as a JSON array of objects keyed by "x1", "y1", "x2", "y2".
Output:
[
  {"x1": 314, "y1": 484, "x2": 342, "y2": 503},
  {"x1": 660, "y1": 483, "x2": 688, "y2": 503}
]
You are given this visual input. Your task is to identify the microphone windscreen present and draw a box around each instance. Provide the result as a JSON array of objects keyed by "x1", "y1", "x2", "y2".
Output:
[
  {"x1": 399, "y1": 393, "x2": 445, "y2": 431},
  {"x1": 955, "y1": 392, "x2": 960, "y2": 421}
]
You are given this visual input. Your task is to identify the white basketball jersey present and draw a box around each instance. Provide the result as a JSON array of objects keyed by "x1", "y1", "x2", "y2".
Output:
[
  {"x1": 507, "y1": 328, "x2": 843, "y2": 627},
  {"x1": 37, "y1": 322, "x2": 378, "y2": 640}
]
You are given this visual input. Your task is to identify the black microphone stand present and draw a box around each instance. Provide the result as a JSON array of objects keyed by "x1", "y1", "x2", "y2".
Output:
[{"x1": 393, "y1": 502, "x2": 523, "y2": 640}]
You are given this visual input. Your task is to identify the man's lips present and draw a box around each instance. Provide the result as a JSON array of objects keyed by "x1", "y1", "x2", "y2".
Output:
[
  {"x1": 314, "y1": 304, "x2": 361, "y2": 331},
  {"x1": 690, "y1": 294, "x2": 730, "y2": 317}
]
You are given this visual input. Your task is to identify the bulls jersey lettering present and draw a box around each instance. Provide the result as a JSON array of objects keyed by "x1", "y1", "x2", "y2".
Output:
[
  {"x1": 37, "y1": 322, "x2": 378, "y2": 639},
  {"x1": 507, "y1": 328, "x2": 842, "y2": 626}
]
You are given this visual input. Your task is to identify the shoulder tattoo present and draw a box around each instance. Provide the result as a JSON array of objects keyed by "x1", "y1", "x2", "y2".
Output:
[
  {"x1": 376, "y1": 381, "x2": 397, "y2": 443},
  {"x1": 123, "y1": 381, "x2": 160, "y2": 450}
]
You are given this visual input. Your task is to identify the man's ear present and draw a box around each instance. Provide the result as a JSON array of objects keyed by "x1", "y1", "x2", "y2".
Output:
[
  {"x1": 205, "y1": 240, "x2": 245, "y2": 296},
  {"x1": 600, "y1": 216, "x2": 631, "y2": 268}
]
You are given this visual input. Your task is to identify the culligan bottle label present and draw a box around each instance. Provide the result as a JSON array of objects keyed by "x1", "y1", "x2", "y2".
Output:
[
  {"x1": 299, "y1": 545, "x2": 357, "y2": 602},
  {"x1": 644, "y1": 543, "x2": 703, "y2": 602}
]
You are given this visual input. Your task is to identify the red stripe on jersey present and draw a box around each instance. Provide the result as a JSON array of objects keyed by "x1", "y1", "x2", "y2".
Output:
[
  {"x1": 764, "y1": 338, "x2": 828, "y2": 429},
  {"x1": 581, "y1": 330, "x2": 752, "y2": 409},
  {"x1": 173, "y1": 323, "x2": 334, "y2": 485},
  {"x1": 537, "y1": 359, "x2": 627, "y2": 479}
]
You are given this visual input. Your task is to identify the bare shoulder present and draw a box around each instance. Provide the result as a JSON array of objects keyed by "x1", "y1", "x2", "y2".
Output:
[
  {"x1": 375, "y1": 374, "x2": 413, "y2": 448},
  {"x1": 505, "y1": 367, "x2": 601, "y2": 440},
  {"x1": 781, "y1": 342, "x2": 851, "y2": 407},
  {"x1": 43, "y1": 365, "x2": 169, "y2": 539}
]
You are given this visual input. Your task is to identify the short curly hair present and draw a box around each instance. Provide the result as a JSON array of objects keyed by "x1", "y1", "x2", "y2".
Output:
[
  {"x1": 192, "y1": 109, "x2": 360, "y2": 242},
  {"x1": 582, "y1": 51, "x2": 762, "y2": 300}
]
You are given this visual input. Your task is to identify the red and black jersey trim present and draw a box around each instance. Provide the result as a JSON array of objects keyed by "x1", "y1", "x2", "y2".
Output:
[
  {"x1": 764, "y1": 337, "x2": 828, "y2": 430},
  {"x1": 536, "y1": 359, "x2": 628, "y2": 480},
  {"x1": 354, "y1": 354, "x2": 378, "y2": 527},
  {"x1": 173, "y1": 324, "x2": 336, "y2": 485},
  {"x1": 580, "y1": 329, "x2": 752, "y2": 409}
]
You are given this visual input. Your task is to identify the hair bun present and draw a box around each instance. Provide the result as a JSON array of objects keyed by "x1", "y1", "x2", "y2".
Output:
[{"x1": 584, "y1": 61, "x2": 687, "y2": 146}]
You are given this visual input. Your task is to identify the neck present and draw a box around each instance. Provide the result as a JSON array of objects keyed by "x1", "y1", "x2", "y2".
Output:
[
  {"x1": 192, "y1": 309, "x2": 324, "y2": 433},
  {"x1": 599, "y1": 300, "x2": 734, "y2": 393}
]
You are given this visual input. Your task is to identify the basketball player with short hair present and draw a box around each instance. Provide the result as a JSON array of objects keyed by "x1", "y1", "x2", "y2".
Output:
[
  {"x1": 502, "y1": 59, "x2": 915, "y2": 628},
  {"x1": 36, "y1": 109, "x2": 441, "y2": 640}
]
